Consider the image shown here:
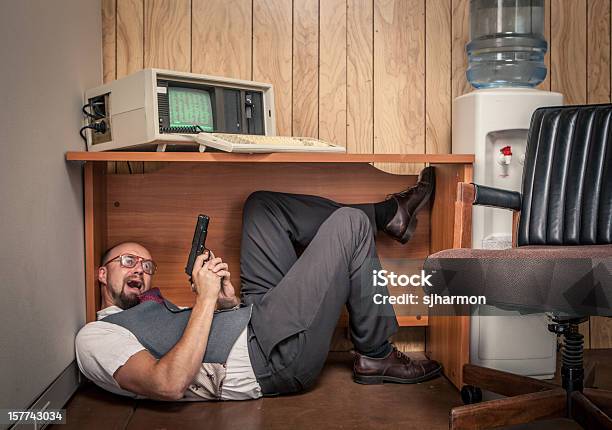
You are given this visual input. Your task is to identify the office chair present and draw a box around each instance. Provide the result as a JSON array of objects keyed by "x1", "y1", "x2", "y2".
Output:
[{"x1": 425, "y1": 104, "x2": 612, "y2": 429}]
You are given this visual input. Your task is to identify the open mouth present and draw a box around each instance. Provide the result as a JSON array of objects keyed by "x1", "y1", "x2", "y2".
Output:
[{"x1": 126, "y1": 279, "x2": 144, "y2": 292}]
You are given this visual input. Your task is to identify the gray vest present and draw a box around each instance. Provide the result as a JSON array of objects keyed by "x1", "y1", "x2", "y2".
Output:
[{"x1": 103, "y1": 299, "x2": 252, "y2": 363}]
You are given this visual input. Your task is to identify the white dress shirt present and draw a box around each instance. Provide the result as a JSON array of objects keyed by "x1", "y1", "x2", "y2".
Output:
[{"x1": 75, "y1": 305, "x2": 262, "y2": 401}]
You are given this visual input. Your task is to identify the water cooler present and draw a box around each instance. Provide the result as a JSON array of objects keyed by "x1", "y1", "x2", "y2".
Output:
[{"x1": 453, "y1": 88, "x2": 563, "y2": 378}]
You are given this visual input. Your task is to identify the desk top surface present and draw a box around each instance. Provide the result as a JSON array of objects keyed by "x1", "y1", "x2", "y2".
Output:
[{"x1": 66, "y1": 152, "x2": 474, "y2": 163}]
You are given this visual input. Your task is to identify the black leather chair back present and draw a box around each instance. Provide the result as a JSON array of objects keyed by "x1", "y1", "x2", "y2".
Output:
[{"x1": 519, "y1": 104, "x2": 612, "y2": 246}]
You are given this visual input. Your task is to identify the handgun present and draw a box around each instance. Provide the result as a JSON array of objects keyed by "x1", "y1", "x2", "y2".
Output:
[{"x1": 185, "y1": 214, "x2": 210, "y2": 280}]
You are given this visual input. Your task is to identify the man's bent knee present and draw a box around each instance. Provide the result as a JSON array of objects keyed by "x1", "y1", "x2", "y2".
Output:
[
  {"x1": 330, "y1": 207, "x2": 370, "y2": 223},
  {"x1": 327, "y1": 207, "x2": 372, "y2": 238},
  {"x1": 243, "y1": 191, "x2": 276, "y2": 218},
  {"x1": 244, "y1": 190, "x2": 275, "y2": 206}
]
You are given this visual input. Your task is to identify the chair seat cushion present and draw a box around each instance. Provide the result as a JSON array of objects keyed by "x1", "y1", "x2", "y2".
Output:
[{"x1": 424, "y1": 245, "x2": 612, "y2": 316}]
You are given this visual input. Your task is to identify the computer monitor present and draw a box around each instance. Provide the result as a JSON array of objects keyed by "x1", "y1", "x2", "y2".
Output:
[
  {"x1": 168, "y1": 86, "x2": 214, "y2": 132},
  {"x1": 83, "y1": 69, "x2": 276, "y2": 151}
]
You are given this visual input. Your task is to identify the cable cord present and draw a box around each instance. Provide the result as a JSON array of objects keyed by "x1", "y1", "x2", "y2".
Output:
[
  {"x1": 79, "y1": 121, "x2": 107, "y2": 143},
  {"x1": 82, "y1": 104, "x2": 101, "y2": 120}
]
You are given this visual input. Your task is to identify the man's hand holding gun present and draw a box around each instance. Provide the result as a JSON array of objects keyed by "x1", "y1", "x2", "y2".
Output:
[{"x1": 186, "y1": 215, "x2": 240, "y2": 310}]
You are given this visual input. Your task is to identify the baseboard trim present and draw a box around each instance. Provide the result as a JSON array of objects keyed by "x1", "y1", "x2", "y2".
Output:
[{"x1": 9, "y1": 361, "x2": 81, "y2": 430}]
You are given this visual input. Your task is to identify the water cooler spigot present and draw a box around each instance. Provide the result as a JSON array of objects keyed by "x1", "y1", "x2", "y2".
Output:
[{"x1": 497, "y1": 146, "x2": 512, "y2": 177}]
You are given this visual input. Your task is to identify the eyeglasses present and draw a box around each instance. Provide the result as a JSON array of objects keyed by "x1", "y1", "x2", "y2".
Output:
[{"x1": 105, "y1": 253, "x2": 157, "y2": 275}]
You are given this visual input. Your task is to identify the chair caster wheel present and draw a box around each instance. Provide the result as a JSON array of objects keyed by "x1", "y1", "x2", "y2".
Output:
[{"x1": 461, "y1": 385, "x2": 482, "y2": 405}]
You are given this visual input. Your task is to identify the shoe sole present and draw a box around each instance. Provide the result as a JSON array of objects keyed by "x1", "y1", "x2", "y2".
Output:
[
  {"x1": 353, "y1": 366, "x2": 442, "y2": 385},
  {"x1": 399, "y1": 215, "x2": 418, "y2": 244},
  {"x1": 398, "y1": 185, "x2": 434, "y2": 244}
]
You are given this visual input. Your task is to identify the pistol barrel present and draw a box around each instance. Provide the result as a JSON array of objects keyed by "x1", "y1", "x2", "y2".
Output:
[{"x1": 185, "y1": 214, "x2": 210, "y2": 278}]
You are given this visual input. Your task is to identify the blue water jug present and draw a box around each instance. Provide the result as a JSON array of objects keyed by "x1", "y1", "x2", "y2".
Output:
[{"x1": 467, "y1": 0, "x2": 547, "y2": 89}]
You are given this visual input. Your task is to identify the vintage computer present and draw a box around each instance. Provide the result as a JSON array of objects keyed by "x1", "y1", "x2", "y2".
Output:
[{"x1": 82, "y1": 68, "x2": 343, "y2": 153}]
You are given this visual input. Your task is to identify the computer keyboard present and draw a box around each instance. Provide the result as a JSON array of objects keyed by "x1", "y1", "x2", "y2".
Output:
[{"x1": 195, "y1": 133, "x2": 345, "y2": 153}]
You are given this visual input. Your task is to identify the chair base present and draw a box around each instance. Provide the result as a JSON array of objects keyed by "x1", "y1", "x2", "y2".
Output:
[
  {"x1": 451, "y1": 365, "x2": 612, "y2": 429},
  {"x1": 451, "y1": 317, "x2": 612, "y2": 429}
]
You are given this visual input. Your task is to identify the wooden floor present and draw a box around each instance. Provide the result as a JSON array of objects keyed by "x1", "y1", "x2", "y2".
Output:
[{"x1": 52, "y1": 350, "x2": 612, "y2": 430}]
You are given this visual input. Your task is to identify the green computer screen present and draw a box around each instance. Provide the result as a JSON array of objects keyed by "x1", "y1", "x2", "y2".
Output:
[{"x1": 168, "y1": 87, "x2": 214, "y2": 131}]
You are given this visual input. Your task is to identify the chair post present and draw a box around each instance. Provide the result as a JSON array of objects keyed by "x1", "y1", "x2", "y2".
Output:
[{"x1": 548, "y1": 317, "x2": 589, "y2": 417}]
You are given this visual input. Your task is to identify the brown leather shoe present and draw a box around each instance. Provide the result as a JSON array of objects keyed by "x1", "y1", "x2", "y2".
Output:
[
  {"x1": 383, "y1": 166, "x2": 435, "y2": 244},
  {"x1": 353, "y1": 347, "x2": 442, "y2": 384}
]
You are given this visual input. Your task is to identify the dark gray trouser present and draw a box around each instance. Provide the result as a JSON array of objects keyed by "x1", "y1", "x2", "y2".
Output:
[{"x1": 241, "y1": 191, "x2": 398, "y2": 395}]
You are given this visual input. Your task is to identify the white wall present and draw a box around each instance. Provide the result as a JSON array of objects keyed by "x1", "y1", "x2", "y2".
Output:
[{"x1": 0, "y1": 0, "x2": 101, "y2": 416}]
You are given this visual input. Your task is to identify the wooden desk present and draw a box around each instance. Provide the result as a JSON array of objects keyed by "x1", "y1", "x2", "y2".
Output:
[{"x1": 67, "y1": 151, "x2": 474, "y2": 388}]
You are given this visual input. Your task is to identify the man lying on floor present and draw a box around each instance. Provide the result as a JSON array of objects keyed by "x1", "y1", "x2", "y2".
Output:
[{"x1": 76, "y1": 167, "x2": 441, "y2": 401}]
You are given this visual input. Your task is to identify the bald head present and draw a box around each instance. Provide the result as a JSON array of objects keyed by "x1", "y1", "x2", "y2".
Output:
[
  {"x1": 101, "y1": 242, "x2": 152, "y2": 265},
  {"x1": 99, "y1": 242, "x2": 154, "y2": 309}
]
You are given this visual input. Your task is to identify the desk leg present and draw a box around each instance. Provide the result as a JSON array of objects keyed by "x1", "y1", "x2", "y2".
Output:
[
  {"x1": 84, "y1": 161, "x2": 107, "y2": 323},
  {"x1": 427, "y1": 163, "x2": 472, "y2": 389}
]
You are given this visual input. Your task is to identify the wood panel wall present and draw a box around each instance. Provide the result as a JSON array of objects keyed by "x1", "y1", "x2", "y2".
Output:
[
  {"x1": 101, "y1": 0, "x2": 612, "y2": 160},
  {"x1": 100, "y1": 0, "x2": 612, "y2": 348}
]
